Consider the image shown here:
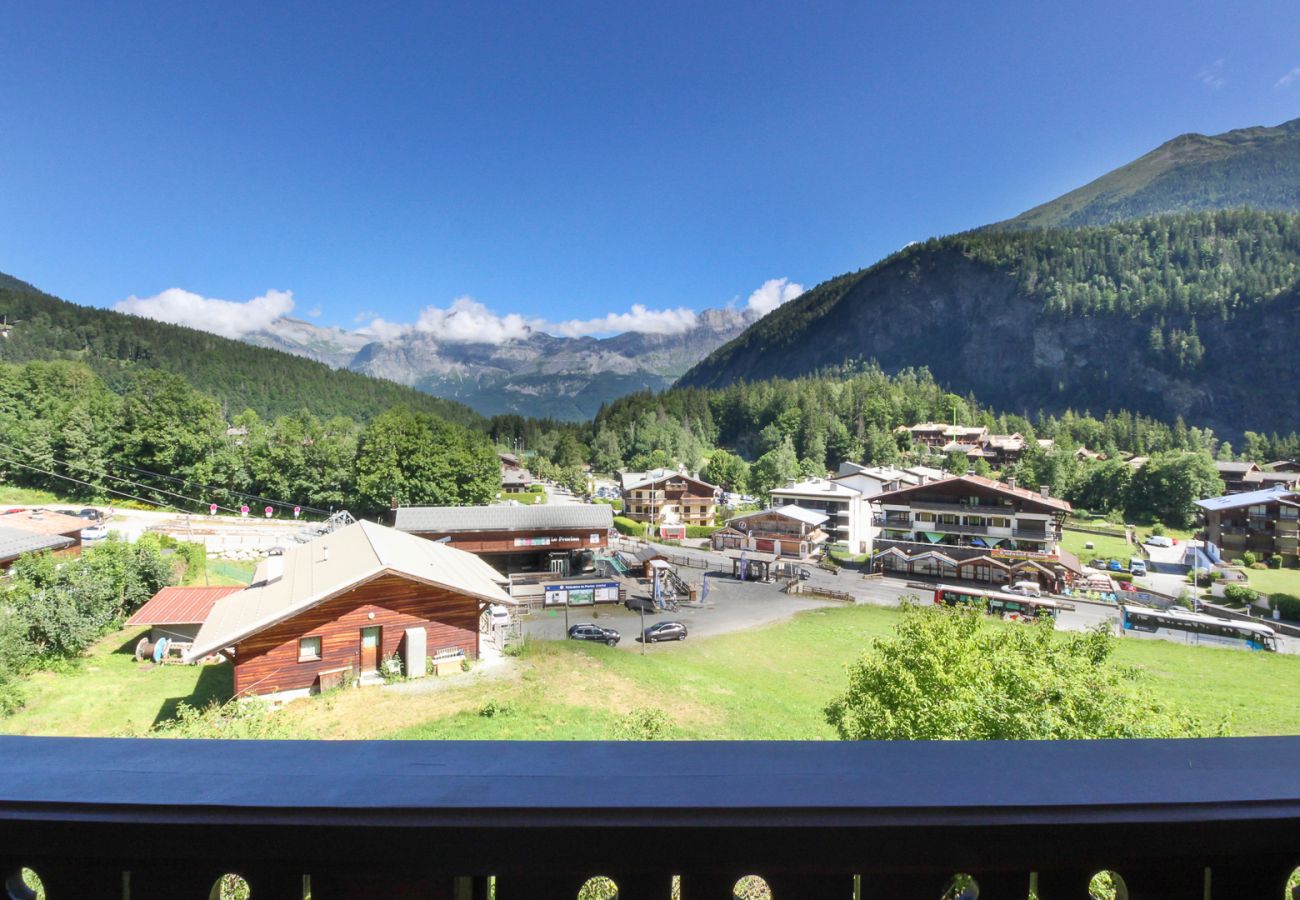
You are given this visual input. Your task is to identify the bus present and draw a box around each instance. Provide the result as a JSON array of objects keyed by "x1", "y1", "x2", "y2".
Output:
[
  {"x1": 1120, "y1": 605, "x2": 1278, "y2": 652},
  {"x1": 933, "y1": 584, "x2": 1064, "y2": 621}
]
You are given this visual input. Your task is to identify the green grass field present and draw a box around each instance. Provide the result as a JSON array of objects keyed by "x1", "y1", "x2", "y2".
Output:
[
  {"x1": 6, "y1": 605, "x2": 1300, "y2": 740},
  {"x1": 1060, "y1": 528, "x2": 1133, "y2": 565},
  {"x1": 200, "y1": 559, "x2": 258, "y2": 587},
  {"x1": 1243, "y1": 566, "x2": 1300, "y2": 598},
  {"x1": 0, "y1": 485, "x2": 66, "y2": 506}
]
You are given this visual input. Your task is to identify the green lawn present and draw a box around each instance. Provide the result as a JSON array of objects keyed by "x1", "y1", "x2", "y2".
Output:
[
  {"x1": 0, "y1": 485, "x2": 67, "y2": 505},
  {"x1": 1242, "y1": 566, "x2": 1300, "y2": 598},
  {"x1": 200, "y1": 559, "x2": 258, "y2": 587},
  {"x1": 7, "y1": 606, "x2": 1300, "y2": 740},
  {"x1": 2, "y1": 626, "x2": 233, "y2": 736},
  {"x1": 499, "y1": 490, "x2": 547, "y2": 504},
  {"x1": 1060, "y1": 528, "x2": 1132, "y2": 565}
]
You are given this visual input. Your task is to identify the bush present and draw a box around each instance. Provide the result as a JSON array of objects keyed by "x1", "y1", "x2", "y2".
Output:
[
  {"x1": 1270, "y1": 593, "x2": 1300, "y2": 621},
  {"x1": 1242, "y1": 551, "x2": 1258, "y2": 567},
  {"x1": 477, "y1": 699, "x2": 513, "y2": 718},
  {"x1": 612, "y1": 516, "x2": 642, "y2": 536},
  {"x1": 593, "y1": 497, "x2": 624, "y2": 512},
  {"x1": 1149, "y1": 522, "x2": 1166, "y2": 537},
  {"x1": 1223, "y1": 584, "x2": 1259, "y2": 607},
  {"x1": 529, "y1": 484, "x2": 546, "y2": 493},
  {"x1": 1270, "y1": 554, "x2": 1284, "y2": 569},
  {"x1": 1110, "y1": 572, "x2": 1133, "y2": 583},
  {"x1": 611, "y1": 706, "x2": 670, "y2": 740},
  {"x1": 684, "y1": 525, "x2": 719, "y2": 538}
]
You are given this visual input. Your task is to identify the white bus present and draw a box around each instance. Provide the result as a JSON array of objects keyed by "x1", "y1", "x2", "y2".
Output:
[
  {"x1": 933, "y1": 584, "x2": 1064, "y2": 621},
  {"x1": 1120, "y1": 605, "x2": 1278, "y2": 652}
]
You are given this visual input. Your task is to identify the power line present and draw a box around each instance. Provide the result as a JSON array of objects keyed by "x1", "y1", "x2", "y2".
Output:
[
  {"x1": 103, "y1": 459, "x2": 332, "y2": 516},
  {"x1": 0, "y1": 451, "x2": 203, "y2": 516}
]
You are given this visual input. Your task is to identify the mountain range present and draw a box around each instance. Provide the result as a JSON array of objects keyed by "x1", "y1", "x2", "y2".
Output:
[
  {"x1": 681, "y1": 118, "x2": 1300, "y2": 440},
  {"x1": 242, "y1": 307, "x2": 760, "y2": 420}
]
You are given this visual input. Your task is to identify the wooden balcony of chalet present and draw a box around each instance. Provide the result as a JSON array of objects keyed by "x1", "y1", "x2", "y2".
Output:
[{"x1": 2, "y1": 736, "x2": 1300, "y2": 899}]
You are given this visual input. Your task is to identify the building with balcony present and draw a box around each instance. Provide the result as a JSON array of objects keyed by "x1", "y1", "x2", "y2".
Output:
[
  {"x1": 620, "y1": 470, "x2": 719, "y2": 527},
  {"x1": 393, "y1": 504, "x2": 612, "y2": 575},
  {"x1": 710, "y1": 504, "x2": 829, "y2": 559},
  {"x1": 871, "y1": 475, "x2": 1078, "y2": 589},
  {"x1": 1194, "y1": 486, "x2": 1300, "y2": 566},
  {"x1": 184, "y1": 520, "x2": 514, "y2": 698},
  {"x1": 498, "y1": 452, "x2": 533, "y2": 490},
  {"x1": 768, "y1": 477, "x2": 872, "y2": 555}
]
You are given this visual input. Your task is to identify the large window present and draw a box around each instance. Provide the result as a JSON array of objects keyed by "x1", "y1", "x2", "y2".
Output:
[{"x1": 299, "y1": 636, "x2": 322, "y2": 662}]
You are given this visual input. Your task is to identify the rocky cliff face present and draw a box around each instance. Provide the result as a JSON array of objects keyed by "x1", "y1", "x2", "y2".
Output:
[{"x1": 679, "y1": 245, "x2": 1300, "y2": 439}]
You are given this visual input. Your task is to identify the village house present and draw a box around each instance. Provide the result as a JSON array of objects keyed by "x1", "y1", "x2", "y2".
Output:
[
  {"x1": 127, "y1": 585, "x2": 244, "y2": 647},
  {"x1": 1214, "y1": 460, "x2": 1261, "y2": 494},
  {"x1": 0, "y1": 509, "x2": 86, "y2": 556},
  {"x1": 769, "y1": 477, "x2": 873, "y2": 555},
  {"x1": 711, "y1": 504, "x2": 829, "y2": 560},
  {"x1": 392, "y1": 504, "x2": 612, "y2": 576},
  {"x1": 184, "y1": 521, "x2": 514, "y2": 700},
  {"x1": 619, "y1": 469, "x2": 719, "y2": 528},
  {"x1": 871, "y1": 474, "x2": 1077, "y2": 591},
  {"x1": 498, "y1": 452, "x2": 533, "y2": 491},
  {"x1": 0, "y1": 526, "x2": 76, "y2": 570},
  {"x1": 1194, "y1": 486, "x2": 1300, "y2": 567}
]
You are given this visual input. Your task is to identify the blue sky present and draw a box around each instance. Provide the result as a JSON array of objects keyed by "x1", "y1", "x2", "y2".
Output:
[{"x1": 2, "y1": 1, "x2": 1299, "y2": 341}]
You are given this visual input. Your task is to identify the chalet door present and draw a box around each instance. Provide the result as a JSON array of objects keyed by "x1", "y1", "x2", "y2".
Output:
[{"x1": 359, "y1": 626, "x2": 382, "y2": 673}]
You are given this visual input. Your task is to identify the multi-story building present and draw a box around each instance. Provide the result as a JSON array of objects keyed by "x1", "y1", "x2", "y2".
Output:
[
  {"x1": 1194, "y1": 486, "x2": 1300, "y2": 566},
  {"x1": 711, "y1": 505, "x2": 829, "y2": 559},
  {"x1": 768, "y1": 477, "x2": 872, "y2": 555},
  {"x1": 868, "y1": 475, "x2": 1080, "y2": 590},
  {"x1": 620, "y1": 469, "x2": 719, "y2": 527}
]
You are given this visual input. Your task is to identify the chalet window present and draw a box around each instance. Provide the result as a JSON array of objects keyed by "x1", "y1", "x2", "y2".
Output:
[
  {"x1": 915, "y1": 512, "x2": 934, "y2": 522},
  {"x1": 1281, "y1": 506, "x2": 1298, "y2": 520},
  {"x1": 298, "y1": 637, "x2": 322, "y2": 662}
]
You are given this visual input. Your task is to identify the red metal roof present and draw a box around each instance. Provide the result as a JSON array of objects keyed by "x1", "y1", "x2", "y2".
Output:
[{"x1": 126, "y1": 586, "x2": 244, "y2": 627}]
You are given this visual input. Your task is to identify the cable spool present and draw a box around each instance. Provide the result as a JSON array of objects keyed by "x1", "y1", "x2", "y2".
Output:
[{"x1": 134, "y1": 636, "x2": 156, "y2": 661}]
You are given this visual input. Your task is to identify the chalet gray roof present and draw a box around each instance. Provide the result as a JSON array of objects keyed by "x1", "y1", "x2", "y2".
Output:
[
  {"x1": 0, "y1": 527, "x2": 74, "y2": 562},
  {"x1": 394, "y1": 503, "x2": 613, "y2": 534},
  {"x1": 1194, "y1": 486, "x2": 1299, "y2": 512},
  {"x1": 1215, "y1": 460, "x2": 1258, "y2": 475}
]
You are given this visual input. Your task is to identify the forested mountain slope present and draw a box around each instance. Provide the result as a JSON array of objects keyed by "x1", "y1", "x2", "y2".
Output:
[
  {"x1": 679, "y1": 210, "x2": 1300, "y2": 438},
  {"x1": 0, "y1": 277, "x2": 483, "y2": 426},
  {"x1": 1000, "y1": 117, "x2": 1300, "y2": 229}
]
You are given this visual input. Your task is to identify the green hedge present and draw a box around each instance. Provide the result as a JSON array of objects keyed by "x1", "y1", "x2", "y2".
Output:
[
  {"x1": 1271, "y1": 593, "x2": 1300, "y2": 621},
  {"x1": 594, "y1": 497, "x2": 624, "y2": 512},
  {"x1": 612, "y1": 516, "x2": 642, "y2": 536},
  {"x1": 685, "y1": 525, "x2": 720, "y2": 538}
]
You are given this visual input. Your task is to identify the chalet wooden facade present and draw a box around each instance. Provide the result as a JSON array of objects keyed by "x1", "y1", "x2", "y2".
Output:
[
  {"x1": 393, "y1": 504, "x2": 612, "y2": 575},
  {"x1": 712, "y1": 505, "x2": 829, "y2": 559},
  {"x1": 186, "y1": 521, "x2": 514, "y2": 699},
  {"x1": 620, "y1": 469, "x2": 719, "y2": 527}
]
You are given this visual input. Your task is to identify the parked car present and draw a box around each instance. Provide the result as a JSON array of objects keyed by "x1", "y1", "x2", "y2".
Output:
[
  {"x1": 1107, "y1": 559, "x2": 1124, "y2": 572},
  {"x1": 567, "y1": 623, "x2": 620, "y2": 646},
  {"x1": 77, "y1": 508, "x2": 101, "y2": 521},
  {"x1": 1145, "y1": 535, "x2": 1173, "y2": 548},
  {"x1": 1000, "y1": 580, "x2": 1043, "y2": 598},
  {"x1": 487, "y1": 604, "x2": 511, "y2": 627},
  {"x1": 80, "y1": 524, "x2": 109, "y2": 541},
  {"x1": 797, "y1": 567, "x2": 812, "y2": 581},
  {"x1": 642, "y1": 621, "x2": 687, "y2": 643},
  {"x1": 1128, "y1": 557, "x2": 1147, "y2": 577}
]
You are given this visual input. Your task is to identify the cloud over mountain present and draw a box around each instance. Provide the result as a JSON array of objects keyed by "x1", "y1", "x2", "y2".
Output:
[{"x1": 115, "y1": 288, "x2": 295, "y2": 338}]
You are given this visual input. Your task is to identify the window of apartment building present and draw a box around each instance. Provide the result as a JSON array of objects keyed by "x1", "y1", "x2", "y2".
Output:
[
  {"x1": 1249, "y1": 504, "x2": 1268, "y2": 517},
  {"x1": 915, "y1": 512, "x2": 934, "y2": 522},
  {"x1": 939, "y1": 514, "x2": 959, "y2": 525},
  {"x1": 1280, "y1": 506, "x2": 1298, "y2": 520},
  {"x1": 298, "y1": 636, "x2": 322, "y2": 662},
  {"x1": 966, "y1": 516, "x2": 985, "y2": 527},
  {"x1": 989, "y1": 517, "x2": 1010, "y2": 528}
]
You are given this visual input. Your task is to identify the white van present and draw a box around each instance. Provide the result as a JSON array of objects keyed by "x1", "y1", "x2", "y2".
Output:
[{"x1": 1129, "y1": 557, "x2": 1147, "y2": 577}]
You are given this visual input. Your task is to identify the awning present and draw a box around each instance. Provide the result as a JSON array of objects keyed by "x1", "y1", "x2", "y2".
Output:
[
  {"x1": 923, "y1": 531, "x2": 945, "y2": 543},
  {"x1": 969, "y1": 537, "x2": 988, "y2": 548}
]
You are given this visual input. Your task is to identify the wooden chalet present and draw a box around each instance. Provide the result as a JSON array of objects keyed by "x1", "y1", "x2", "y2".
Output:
[
  {"x1": 0, "y1": 509, "x2": 86, "y2": 555},
  {"x1": 185, "y1": 521, "x2": 514, "y2": 699},
  {"x1": 126, "y1": 585, "x2": 244, "y2": 645},
  {"x1": 0, "y1": 526, "x2": 76, "y2": 570},
  {"x1": 713, "y1": 505, "x2": 829, "y2": 559},
  {"x1": 620, "y1": 469, "x2": 719, "y2": 527}
]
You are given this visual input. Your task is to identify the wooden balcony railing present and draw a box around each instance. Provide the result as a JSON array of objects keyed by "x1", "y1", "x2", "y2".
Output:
[{"x1": 2, "y1": 736, "x2": 1300, "y2": 898}]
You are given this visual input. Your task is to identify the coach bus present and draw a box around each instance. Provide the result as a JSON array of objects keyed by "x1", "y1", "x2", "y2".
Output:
[
  {"x1": 933, "y1": 584, "x2": 1063, "y2": 621},
  {"x1": 1120, "y1": 605, "x2": 1278, "y2": 652}
]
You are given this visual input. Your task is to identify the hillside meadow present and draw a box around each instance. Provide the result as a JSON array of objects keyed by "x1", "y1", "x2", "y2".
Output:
[{"x1": 4, "y1": 604, "x2": 1299, "y2": 740}]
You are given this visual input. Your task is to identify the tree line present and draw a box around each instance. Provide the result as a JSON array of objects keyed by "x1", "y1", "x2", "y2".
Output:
[{"x1": 0, "y1": 360, "x2": 501, "y2": 517}]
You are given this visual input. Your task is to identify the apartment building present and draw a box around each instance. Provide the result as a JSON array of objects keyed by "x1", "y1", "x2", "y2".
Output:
[
  {"x1": 620, "y1": 469, "x2": 719, "y2": 527},
  {"x1": 768, "y1": 477, "x2": 872, "y2": 554},
  {"x1": 1195, "y1": 486, "x2": 1300, "y2": 566}
]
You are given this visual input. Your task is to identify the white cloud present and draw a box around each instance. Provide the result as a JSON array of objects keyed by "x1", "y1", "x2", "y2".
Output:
[
  {"x1": 550, "y1": 304, "x2": 698, "y2": 338},
  {"x1": 355, "y1": 316, "x2": 412, "y2": 341},
  {"x1": 745, "y1": 277, "x2": 805, "y2": 315},
  {"x1": 414, "y1": 296, "x2": 542, "y2": 343},
  {"x1": 1196, "y1": 59, "x2": 1227, "y2": 90},
  {"x1": 1275, "y1": 66, "x2": 1300, "y2": 89},
  {"x1": 307, "y1": 307, "x2": 322, "y2": 318},
  {"x1": 115, "y1": 288, "x2": 294, "y2": 338}
]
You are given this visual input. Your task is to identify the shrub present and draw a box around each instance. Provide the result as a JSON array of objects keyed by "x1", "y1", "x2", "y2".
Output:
[
  {"x1": 612, "y1": 516, "x2": 642, "y2": 536},
  {"x1": 611, "y1": 706, "x2": 670, "y2": 740},
  {"x1": 684, "y1": 524, "x2": 720, "y2": 538},
  {"x1": 1149, "y1": 522, "x2": 1166, "y2": 537},
  {"x1": 477, "y1": 699, "x2": 513, "y2": 718},
  {"x1": 1270, "y1": 593, "x2": 1300, "y2": 621},
  {"x1": 1270, "y1": 554, "x2": 1284, "y2": 569},
  {"x1": 1110, "y1": 572, "x2": 1133, "y2": 583},
  {"x1": 1223, "y1": 584, "x2": 1259, "y2": 607},
  {"x1": 529, "y1": 484, "x2": 546, "y2": 493},
  {"x1": 1242, "y1": 551, "x2": 1258, "y2": 567},
  {"x1": 380, "y1": 654, "x2": 403, "y2": 682}
]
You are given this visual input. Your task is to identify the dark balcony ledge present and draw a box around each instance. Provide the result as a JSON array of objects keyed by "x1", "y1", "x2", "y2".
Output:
[{"x1": 4, "y1": 737, "x2": 1300, "y2": 896}]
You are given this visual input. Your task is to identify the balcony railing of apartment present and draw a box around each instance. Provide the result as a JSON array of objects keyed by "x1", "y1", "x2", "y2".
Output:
[
  {"x1": 4, "y1": 737, "x2": 1300, "y2": 899},
  {"x1": 872, "y1": 519, "x2": 1054, "y2": 541}
]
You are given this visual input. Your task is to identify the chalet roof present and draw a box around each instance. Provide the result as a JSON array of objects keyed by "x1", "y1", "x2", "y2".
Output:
[
  {"x1": 621, "y1": 469, "x2": 717, "y2": 493},
  {"x1": 0, "y1": 509, "x2": 86, "y2": 538},
  {"x1": 185, "y1": 521, "x2": 513, "y2": 662},
  {"x1": 770, "y1": 477, "x2": 862, "y2": 499},
  {"x1": 1215, "y1": 460, "x2": 1260, "y2": 476},
  {"x1": 1194, "y1": 486, "x2": 1299, "y2": 512},
  {"x1": 0, "y1": 526, "x2": 74, "y2": 562},
  {"x1": 127, "y1": 586, "x2": 244, "y2": 627},
  {"x1": 873, "y1": 474, "x2": 1072, "y2": 513},
  {"x1": 956, "y1": 554, "x2": 1011, "y2": 570},
  {"x1": 729, "y1": 504, "x2": 829, "y2": 528},
  {"x1": 1241, "y1": 470, "x2": 1299, "y2": 486},
  {"x1": 1266, "y1": 459, "x2": 1300, "y2": 472},
  {"x1": 393, "y1": 504, "x2": 612, "y2": 534}
]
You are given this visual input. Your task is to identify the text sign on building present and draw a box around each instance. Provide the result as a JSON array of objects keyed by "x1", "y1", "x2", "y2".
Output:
[
  {"x1": 514, "y1": 536, "x2": 551, "y2": 547},
  {"x1": 992, "y1": 548, "x2": 1059, "y2": 562},
  {"x1": 543, "y1": 581, "x2": 620, "y2": 606}
]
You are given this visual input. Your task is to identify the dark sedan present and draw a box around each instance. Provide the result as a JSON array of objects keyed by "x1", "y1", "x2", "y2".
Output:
[
  {"x1": 642, "y1": 621, "x2": 687, "y2": 643},
  {"x1": 567, "y1": 623, "x2": 621, "y2": 646}
]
